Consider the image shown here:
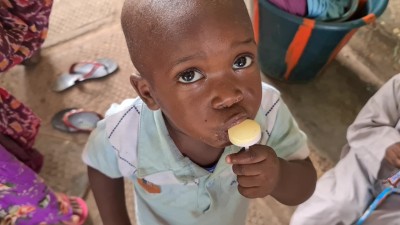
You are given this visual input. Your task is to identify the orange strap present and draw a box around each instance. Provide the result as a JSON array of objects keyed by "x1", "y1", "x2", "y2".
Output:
[{"x1": 252, "y1": 0, "x2": 260, "y2": 43}]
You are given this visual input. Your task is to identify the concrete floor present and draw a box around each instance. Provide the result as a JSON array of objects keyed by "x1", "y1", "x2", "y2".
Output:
[
  {"x1": 345, "y1": 0, "x2": 400, "y2": 86},
  {"x1": 0, "y1": 0, "x2": 395, "y2": 224}
]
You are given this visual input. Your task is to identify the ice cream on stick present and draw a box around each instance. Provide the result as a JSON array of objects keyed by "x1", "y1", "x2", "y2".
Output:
[{"x1": 228, "y1": 119, "x2": 261, "y2": 150}]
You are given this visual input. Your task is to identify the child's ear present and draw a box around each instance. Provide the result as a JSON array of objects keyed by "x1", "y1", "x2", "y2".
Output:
[{"x1": 130, "y1": 75, "x2": 160, "y2": 110}]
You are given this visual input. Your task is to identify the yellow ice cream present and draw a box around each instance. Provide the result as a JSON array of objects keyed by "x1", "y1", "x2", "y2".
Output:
[{"x1": 228, "y1": 119, "x2": 261, "y2": 148}]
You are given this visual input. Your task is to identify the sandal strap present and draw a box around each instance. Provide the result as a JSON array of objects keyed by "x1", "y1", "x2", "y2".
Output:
[
  {"x1": 62, "y1": 109, "x2": 103, "y2": 132},
  {"x1": 62, "y1": 109, "x2": 85, "y2": 132},
  {"x1": 59, "y1": 195, "x2": 89, "y2": 225},
  {"x1": 69, "y1": 61, "x2": 104, "y2": 80}
]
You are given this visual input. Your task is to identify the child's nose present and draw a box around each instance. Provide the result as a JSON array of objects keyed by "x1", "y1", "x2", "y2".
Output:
[{"x1": 211, "y1": 81, "x2": 244, "y2": 109}]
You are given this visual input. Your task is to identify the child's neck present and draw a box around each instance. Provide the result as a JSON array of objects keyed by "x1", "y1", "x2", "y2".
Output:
[
  {"x1": 165, "y1": 121, "x2": 224, "y2": 167},
  {"x1": 177, "y1": 138, "x2": 224, "y2": 167}
]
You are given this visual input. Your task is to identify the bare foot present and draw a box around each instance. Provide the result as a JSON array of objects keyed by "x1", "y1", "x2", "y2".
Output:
[
  {"x1": 57, "y1": 194, "x2": 87, "y2": 225},
  {"x1": 67, "y1": 198, "x2": 82, "y2": 224}
]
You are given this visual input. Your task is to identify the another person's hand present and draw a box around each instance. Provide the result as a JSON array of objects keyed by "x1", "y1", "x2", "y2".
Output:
[
  {"x1": 385, "y1": 142, "x2": 400, "y2": 169},
  {"x1": 226, "y1": 145, "x2": 281, "y2": 198}
]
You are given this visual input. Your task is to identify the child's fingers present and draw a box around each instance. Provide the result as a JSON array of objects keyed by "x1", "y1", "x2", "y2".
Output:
[
  {"x1": 392, "y1": 143, "x2": 400, "y2": 151},
  {"x1": 392, "y1": 157, "x2": 400, "y2": 169},
  {"x1": 392, "y1": 145, "x2": 400, "y2": 157},
  {"x1": 386, "y1": 151, "x2": 400, "y2": 168},
  {"x1": 386, "y1": 149, "x2": 400, "y2": 168},
  {"x1": 393, "y1": 148, "x2": 400, "y2": 168},
  {"x1": 236, "y1": 175, "x2": 262, "y2": 188},
  {"x1": 232, "y1": 161, "x2": 264, "y2": 176},
  {"x1": 237, "y1": 186, "x2": 261, "y2": 199},
  {"x1": 226, "y1": 145, "x2": 274, "y2": 164}
]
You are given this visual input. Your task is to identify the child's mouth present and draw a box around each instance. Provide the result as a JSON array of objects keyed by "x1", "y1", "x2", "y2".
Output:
[{"x1": 224, "y1": 113, "x2": 248, "y2": 131}]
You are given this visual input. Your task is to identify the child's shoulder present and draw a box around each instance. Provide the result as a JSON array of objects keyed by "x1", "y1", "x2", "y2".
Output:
[
  {"x1": 103, "y1": 96, "x2": 143, "y2": 144},
  {"x1": 105, "y1": 97, "x2": 143, "y2": 117},
  {"x1": 83, "y1": 97, "x2": 144, "y2": 178},
  {"x1": 95, "y1": 97, "x2": 144, "y2": 152},
  {"x1": 261, "y1": 82, "x2": 280, "y2": 96},
  {"x1": 261, "y1": 82, "x2": 281, "y2": 100},
  {"x1": 260, "y1": 82, "x2": 281, "y2": 111}
]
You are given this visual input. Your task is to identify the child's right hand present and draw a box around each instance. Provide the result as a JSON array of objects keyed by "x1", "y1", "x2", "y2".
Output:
[{"x1": 385, "y1": 143, "x2": 400, "y2": 169}]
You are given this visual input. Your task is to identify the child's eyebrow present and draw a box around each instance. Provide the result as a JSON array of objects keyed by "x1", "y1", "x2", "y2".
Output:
[
  {"x1": 173, "y1": 52, "x2": 204, "y2": 67},
  {"x1": 231, "y1": 37, "x2": 255, "y2": 48},
  {"x1": 172, "y1": 37, "x2": 255, "y2": 67}
]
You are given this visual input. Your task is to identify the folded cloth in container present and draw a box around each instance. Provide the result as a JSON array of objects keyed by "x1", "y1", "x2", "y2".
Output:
[
  {"x1": 268, "y1": 0, "x2": 307, "y2": 16},
  {"x1": 307, "y1": 0, "x2": 352, "y2": 21}
]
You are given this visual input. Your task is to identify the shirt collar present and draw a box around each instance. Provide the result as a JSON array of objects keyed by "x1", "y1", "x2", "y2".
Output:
[
  {"x1": 136, "y1": 105, "x2": 195, "y2": 178},
  {"x1": 137, "y1": 105, "x2": 241, "y2": 181},
  {"x1": 106, "y1": 100, "x2": 242, "y2": 181}
]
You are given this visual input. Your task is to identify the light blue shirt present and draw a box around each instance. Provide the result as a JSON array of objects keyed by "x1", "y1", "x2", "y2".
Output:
[{"x1": 82, "y1": 82, "x2": 309, "y2": 225}]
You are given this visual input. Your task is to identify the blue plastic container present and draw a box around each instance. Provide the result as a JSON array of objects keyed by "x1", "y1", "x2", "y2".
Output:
[{"x1": 256, "y1": 0, "x2": 388, "y2": 82}]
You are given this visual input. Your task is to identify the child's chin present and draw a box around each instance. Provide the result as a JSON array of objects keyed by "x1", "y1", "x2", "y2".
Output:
[
  {"x1": 212, "y1": 138, "x2": 231, "y2": 149},
  {"x1": 205, "y1": 130, "x2": 232, "y2": 149}
]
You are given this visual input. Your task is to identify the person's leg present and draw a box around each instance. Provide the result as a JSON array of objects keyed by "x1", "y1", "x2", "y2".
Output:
[
  {"x1": 358, "y1": 163, "x2": 400, "y2": 225},
  {"x1": 290, "y1": 146, "x2": 376, "y2": 225},
  {"x1": 0, "y1": 88, "x2": 43, "y2": 172},
  {"x1": 0, "y1": 144, "x2": 87, "y2": 225},
  {"x1": 21, "y1": 49, "x2": 42, "y2": 66},
  {"x1": 55, "y1": 192, "x2": 89, "y2": 225}
]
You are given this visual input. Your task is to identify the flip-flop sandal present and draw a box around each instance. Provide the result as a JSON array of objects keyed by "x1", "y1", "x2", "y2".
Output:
[
  {"x1": 68, "y1": 197, "x2": 88, "y2": 225},
  {"x1": 59, "y1": 194, "x2": 88, "y2": 225},
  {"x1": 52, "y1": 108, "x2": 103, "y2": 133},
  {"x1": 53, "y1": 58, "x2": 118, "y2": 92}
]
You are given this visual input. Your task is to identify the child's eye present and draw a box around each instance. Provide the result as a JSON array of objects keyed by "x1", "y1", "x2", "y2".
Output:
[
  {"x1": 178, "y1": 70, "x2": 204, "y2": 83},
  {"x1": 233, "y1": 56, "x2": 253, "y2": 69}
]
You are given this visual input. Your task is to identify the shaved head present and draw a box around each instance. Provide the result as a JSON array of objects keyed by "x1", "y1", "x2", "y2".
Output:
[
  {"x1": 121, "y1": 0, "x2": 252, "y2": 77},
  {"x1": 120, "y1": 0, "x2": 262, "y2": 153}
]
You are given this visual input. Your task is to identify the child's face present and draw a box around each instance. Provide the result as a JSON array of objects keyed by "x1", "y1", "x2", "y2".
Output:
[{"x1": 133, "y1": 4, "x2": 262, "y2": 149}]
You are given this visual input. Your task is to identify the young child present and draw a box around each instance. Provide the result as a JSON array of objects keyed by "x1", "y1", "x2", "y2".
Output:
[
  {"x1": 82, "y1": 0, "x2": 317, "y2": 224},
  {"x1": 290, "y1": 74, "x2": 400, "y2": 225}
]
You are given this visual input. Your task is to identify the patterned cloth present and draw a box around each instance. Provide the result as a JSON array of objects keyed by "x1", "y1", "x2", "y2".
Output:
[
  {"x1": 0, "y1": 144, "x2": 73, "y2": 225},
  {"x1": 0, "y1": 0, "x2": 53, "y2": 72},
  {"x1": 0, "y1": 0, "x2": 53, "y2": 172},
  {"x1": 0, "y1": 1, "x2": 82, "y2": 224},
  {"x1": 0, "y1": 87, "x2": 43, "y2": 172},
  {"x1": 0, "y1": 88, "x2": 41, "y2": 150}
]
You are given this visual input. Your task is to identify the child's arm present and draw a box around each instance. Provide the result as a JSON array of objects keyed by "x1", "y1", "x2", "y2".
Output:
[
  {"x1": 226, "y1": 146, "x2": 316, "y2": 205},
  {"x1": 88, "y1": 166, "x2": 132, "y2": 225},
  {"x1": 347, "y1": 75, "x2": 400, "y2": 171}
]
